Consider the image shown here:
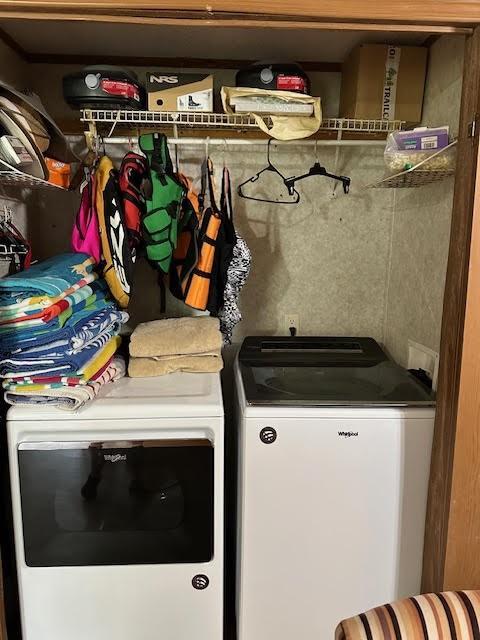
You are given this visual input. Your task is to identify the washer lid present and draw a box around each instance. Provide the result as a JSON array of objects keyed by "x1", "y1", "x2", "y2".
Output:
[
  {"x1": 6, "y1": 372, "x2": 224, "y2": 421},
  {"x1": 238, "y1": 336, "x2": 435, "y2": 407}
]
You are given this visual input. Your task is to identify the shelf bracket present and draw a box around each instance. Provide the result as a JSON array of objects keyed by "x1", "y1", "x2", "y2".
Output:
[{"x1": 331, "y1": 124, "x2": 344, "y2": 197}]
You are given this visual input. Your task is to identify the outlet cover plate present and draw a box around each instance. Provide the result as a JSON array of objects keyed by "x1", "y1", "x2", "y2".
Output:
[
  {"x1": 407, "y1": 340, "x2": 439, "y2": 391},
  {"x1": 284, "y1": 313, "x2": 299, "y2": 335}
]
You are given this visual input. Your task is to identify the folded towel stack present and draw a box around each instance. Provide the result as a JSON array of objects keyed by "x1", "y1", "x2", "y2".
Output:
[
  {"x1": 0, "y1": 252, "x2": 128, "y2": 410},
  {"x1": 128, "y1": 316, "x2": 223, "y2": 377}
]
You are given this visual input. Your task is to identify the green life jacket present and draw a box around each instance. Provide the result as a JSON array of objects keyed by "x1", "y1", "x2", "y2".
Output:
[{"x1": 139, "y1": 132, "x2": 185, "y2": 273}]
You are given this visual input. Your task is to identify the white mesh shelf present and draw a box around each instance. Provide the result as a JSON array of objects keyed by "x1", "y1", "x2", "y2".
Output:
[
  {"x1": 371, "y1": 168, "x2": 455, "y2": 188},
  {"x1": 81, "y1": 109, "x2": 405, "y2": 135},
  {"x1": 0, "y1": 168, "x2": 67, "y2": 190},
  {"x1": 369, "y1": 141, "x2": 457, "y2": 189}
]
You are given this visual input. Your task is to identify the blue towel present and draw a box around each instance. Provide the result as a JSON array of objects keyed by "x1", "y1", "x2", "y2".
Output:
[
  {"x1": 0, "y1": 280, "x2": 108, "y2": 342},
  {"x1": 0, "y1": 298, "x2": 111, "y2": 353},
  {"x1": 0, "y1": 329, "x2": 113, "y2": 377},
  {"x1": 0, "y1": 253, "x2": 95, "y2": 303},
  {"x1": 10, "y1": 308, "x2": 128, "y2": 359}
]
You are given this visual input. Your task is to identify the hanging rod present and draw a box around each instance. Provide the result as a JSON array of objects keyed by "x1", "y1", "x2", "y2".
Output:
[{"x1": 95, "y1": 137, "x2": 385, "y2": 148}]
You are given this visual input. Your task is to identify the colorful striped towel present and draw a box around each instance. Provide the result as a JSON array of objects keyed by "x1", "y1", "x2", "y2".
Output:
[
  {"x1": 7, "y1": 308, "x2": 128, "y2": 360},
  {"x1": 0, "y1": 279, "x2": 108, "y2": 330},
  {"x1": 1, "y1": 335, "x2": 121, "y2": 380},
  {"x1": 0, "y1": 282, "x2": 109, "y2": 349},
  {"x1": 0, "y1": 300, "x2": 114, "y2": 353},
  {"x1": 0, "y1": 253, "x2": 95, "y2": 303},
  {"x1": 2, "y1": 359, "x2": 113, "y2": 390},
  {"x1": 0, "y1": 272, "x2": 97, "y2": 316},
  {"x1": 4, "y1": 356, "x2": 126, "y2": 411}
]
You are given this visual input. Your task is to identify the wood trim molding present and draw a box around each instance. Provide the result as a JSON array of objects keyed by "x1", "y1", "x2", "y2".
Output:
[
  {"x1": 0, "y1": 1, "x2": 479, "y2": 26},
  {"x1": 21, "y1": 53, "x2": 342, "y2": 72},
  {"x1": 0, "y1": 10, "x2": 473, "y2": 34},
  {"x1": 422, "y1": 25, "x2": 480, "y2": 593},
  {"x1": 0, "y1": 26, "x2": 27, "y2": 60},
  {"x1": 443, "y1": 144, "x2": 480, "y2": 590}
]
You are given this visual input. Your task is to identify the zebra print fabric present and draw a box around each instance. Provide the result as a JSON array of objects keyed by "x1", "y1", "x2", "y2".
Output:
[{"x1": 218, "y1": 230, "x2": 251, "y2": 344}]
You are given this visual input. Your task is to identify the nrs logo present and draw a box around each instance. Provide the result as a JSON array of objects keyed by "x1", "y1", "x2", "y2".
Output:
[{"x1": 149, "y1": 75, "x2": 178, "y2": 84}]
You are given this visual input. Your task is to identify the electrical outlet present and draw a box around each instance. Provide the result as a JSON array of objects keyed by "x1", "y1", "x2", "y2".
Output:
[
  {"x1": 284, "y1": 313, "x2": 299, "y2": 335},
  {"x1": 407, "y1": 340, "x2": 439, "y2": 391}
]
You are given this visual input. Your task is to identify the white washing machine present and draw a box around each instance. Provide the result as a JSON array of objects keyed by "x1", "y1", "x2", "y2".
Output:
[
  {"x1": 7, "y1": 372, "x2": 224, "y2": 640},
  {"x1": 235, "y1": 337, "x2": 436, "y2": 640}
]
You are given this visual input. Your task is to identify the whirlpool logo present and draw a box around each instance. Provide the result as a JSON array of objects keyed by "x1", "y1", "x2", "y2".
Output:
[
  {"x1": 338, "y1": 431, "x2": 359, "y2": 438},
  {"x1": 104, "y1": 453, "x2": 127, "y2": 462}
]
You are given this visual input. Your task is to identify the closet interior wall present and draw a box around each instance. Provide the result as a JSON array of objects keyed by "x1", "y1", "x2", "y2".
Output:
[
  {"x1": 383, "y1": 35, "x2": 465, "y2": 366},
  {"x1": 0, "y1": 33, "x2": 463, "y2": 362},
  {"x1": 19, "y1": 59, "x2": 394, "y2": 343}
]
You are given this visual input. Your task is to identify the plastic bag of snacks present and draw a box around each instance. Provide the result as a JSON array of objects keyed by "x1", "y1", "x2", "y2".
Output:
[
  {"x1": 384, "y1": 127, "x2": 455, "y2": 173},
  {"x1": 46, "y1": 158, "x2": 70, "y2": 188}
]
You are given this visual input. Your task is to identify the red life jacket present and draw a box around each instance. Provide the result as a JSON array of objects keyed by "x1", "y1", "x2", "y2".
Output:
[{"x1": 118, "y1": 151, "x2": 149, "y2": 249}]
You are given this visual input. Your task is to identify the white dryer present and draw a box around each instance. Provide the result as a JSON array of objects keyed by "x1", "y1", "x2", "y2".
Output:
[
  {"x1": 7, "y1": 373, "x2": 224, "y2": 640},
  {"x1": 234, "y1": 337, "x2": 435, "y2": 640}
]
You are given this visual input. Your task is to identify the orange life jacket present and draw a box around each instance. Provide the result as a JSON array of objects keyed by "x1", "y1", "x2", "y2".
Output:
[
  {"x1": 169, "y1": 173, "x2": 201, "y2": 300},
  {"x1": 182, "y1": 159, "x2": 222, "y2": 311}
]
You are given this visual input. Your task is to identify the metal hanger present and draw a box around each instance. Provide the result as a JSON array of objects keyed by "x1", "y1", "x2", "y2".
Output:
[
  {"x1": 285, "y1": 140, "x2": 351, "y2": 195},
  {"x1": 0, "y1": 204, "x2": 31, "y2": 272},
  {"x1": 237, "y1": 139, "x2": 300, "y2": 204}
]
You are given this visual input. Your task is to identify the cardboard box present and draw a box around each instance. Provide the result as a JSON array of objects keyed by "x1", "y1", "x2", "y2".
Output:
[
  {"x1": 339, "y1": 45, "x2": 428, "y2": 122},
  {"x1": 146, "y1": 72, "x2": 213, "y2": 112}
]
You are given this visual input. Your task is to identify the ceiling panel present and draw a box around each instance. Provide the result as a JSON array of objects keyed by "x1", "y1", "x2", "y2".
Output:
[{"x1": 0, "y1": 18, "x2": 427, "y2": 63}]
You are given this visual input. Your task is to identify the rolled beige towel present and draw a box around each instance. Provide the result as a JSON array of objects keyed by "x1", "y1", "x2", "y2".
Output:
[
  {"x1": 128, "y1": 351, "x2": 223, "y2": 377},
  {"x1": 129, "y1": 316, "x2": 222, "y2": 358}
]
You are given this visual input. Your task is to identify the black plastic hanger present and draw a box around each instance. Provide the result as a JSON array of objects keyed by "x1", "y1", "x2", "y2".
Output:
[
  {"x1": 237, "y1": 139, "x2": 300, "y2": 204},
  {"x1": 285, "y1": 160, "x2": 351, "y2": 195},
  {"x1": 0, "y1": 207, "x2": 31, "y2": 272}
]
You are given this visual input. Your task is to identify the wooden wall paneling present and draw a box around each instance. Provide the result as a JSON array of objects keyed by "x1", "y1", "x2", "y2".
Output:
[
  {"x1": 0, "y1": 1, "x2": 480, "y2": 25},
  {"x1": 21, "y1": 53, "x2": 342, "y2": 72},
  {"x1": 422, "y1": 25, "x2": 480, "y2": 593}
]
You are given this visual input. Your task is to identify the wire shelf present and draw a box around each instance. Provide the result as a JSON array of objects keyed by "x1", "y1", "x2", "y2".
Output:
[
  {"x1": 81, "y1": 109, "x2": 405, "y2": 135},
  {"x1": 369, "y1": 141, "x2": 457, "y2": 189},
  {"x1": 371, "y1": 168, "x2": 455, "y2": 188},
  {"x1": 0, "y1": 167, "x2": 67, "y2": 191}
]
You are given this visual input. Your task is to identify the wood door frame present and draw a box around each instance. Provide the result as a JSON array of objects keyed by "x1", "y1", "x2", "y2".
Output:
[
  {"x1": 422, "y1": 25, "x2": 480, "y2": 593},
  {"x1": 0, "y1": 1, "x2": 479, "y2": 25},
  {"x1": 0, "y1": 2, "x2": 477, "y2": 33}
]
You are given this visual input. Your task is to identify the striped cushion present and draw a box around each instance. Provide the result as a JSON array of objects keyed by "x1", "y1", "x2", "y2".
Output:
[{"x1": 335, "y1": 591, "x2": 480, "y2": 639}]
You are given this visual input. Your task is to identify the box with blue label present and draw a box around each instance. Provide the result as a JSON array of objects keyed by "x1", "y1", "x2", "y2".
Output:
[
  {"x1": 392, "y1": 127, "x2": 450, "y2": 151},
  {"x1": 384, "y1": 126, "x2": 454, "y2": 172}
]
